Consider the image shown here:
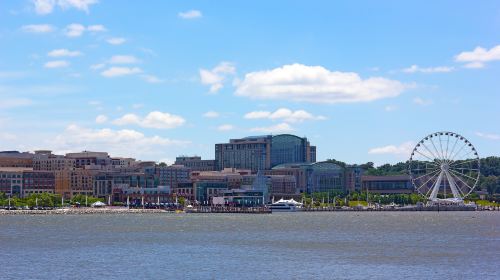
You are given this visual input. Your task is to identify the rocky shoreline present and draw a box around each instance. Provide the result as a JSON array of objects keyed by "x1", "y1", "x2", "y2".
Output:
[{"x1": 0, "y1": 207, "x2": 169, "y2": 215}]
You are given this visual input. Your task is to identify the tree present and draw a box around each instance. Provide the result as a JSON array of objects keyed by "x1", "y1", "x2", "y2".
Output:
[{"x1": 481, "y1": 176, "x2": 499, "y2": 195}]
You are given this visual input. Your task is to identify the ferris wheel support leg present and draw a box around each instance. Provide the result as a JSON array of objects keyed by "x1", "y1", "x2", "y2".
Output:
[
  {"x1": 429, "y1": 171, "x2": 444, "y2": 201},
  {"x1": 444, "y1": 171, "x2": 462, "y2": 200}
]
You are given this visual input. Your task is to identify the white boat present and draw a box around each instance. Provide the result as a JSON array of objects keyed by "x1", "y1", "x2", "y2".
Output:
[{"x1": 269, "y1": 198, "x2": 303, "y2": 212}]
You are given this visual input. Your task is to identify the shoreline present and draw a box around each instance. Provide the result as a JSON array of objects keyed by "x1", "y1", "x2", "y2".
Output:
[{"x1": 1, "y1": 206, "x2": 499, "y2": 215}]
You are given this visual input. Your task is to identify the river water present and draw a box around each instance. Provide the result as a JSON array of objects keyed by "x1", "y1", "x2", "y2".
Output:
[{"x1": 0, "y1": 212, "x2": 499, "y2": 280}]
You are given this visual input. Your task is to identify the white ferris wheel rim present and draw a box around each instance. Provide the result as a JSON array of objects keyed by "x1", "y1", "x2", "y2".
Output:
[{"x1": 408, "y1": 131, "x2": 481, "y2": 200}]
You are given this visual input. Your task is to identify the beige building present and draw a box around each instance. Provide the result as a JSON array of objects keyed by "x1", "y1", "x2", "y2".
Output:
[{"x1": 33, "y1": 150, "x2": 76, "y2": 171}]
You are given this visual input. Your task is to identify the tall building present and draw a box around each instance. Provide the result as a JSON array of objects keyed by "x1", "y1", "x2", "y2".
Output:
[
  {"x1": 361, "y1": 175, "x2": 412, "y2": 194},
  {"x1": 33, "y1": 150, "x2": 76, "y2": 171},
  {"x1": 155, "y1": 165, "x2": 191, "y2": 188},
  {"x1": 215, "y1": 134, "x2": 316, "y2": 172},
  {"x1": 0, "y1": 167, "x2": 30, "y2": 197},
  {"x1": 22, "y1": 170, "x2": 56, "y2": 196},
  {"x1": 65, "y1": 151, "x2": 111, "y2": 168},
  {"x1": 0, "y1": 151, "x2": 33, "y2": 168},
  {"x1": 268, "y1": 162, "x2": 345, "y2": 194},
  {"x1": 175, "y1": 156, "x2": 216, "y2": 171}
]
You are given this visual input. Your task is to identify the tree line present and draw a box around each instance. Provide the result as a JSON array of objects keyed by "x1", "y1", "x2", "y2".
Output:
[{"x1": 326, "y1": 156, "x2": 500, "y2": 195}]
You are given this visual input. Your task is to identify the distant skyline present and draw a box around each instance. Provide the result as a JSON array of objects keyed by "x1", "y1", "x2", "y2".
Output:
[{"x1": 1, "y1": 0, "x2": 499, "y2": 165}]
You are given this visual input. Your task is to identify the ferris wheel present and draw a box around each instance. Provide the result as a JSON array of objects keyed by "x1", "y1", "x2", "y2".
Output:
[{"x1": 408, "y1": 132, "x2": 480, "y2": 202}]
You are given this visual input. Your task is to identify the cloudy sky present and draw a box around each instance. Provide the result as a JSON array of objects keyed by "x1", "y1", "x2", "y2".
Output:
[{"x1": 1, "y1": 0, "x2": 499, "y2": 165}]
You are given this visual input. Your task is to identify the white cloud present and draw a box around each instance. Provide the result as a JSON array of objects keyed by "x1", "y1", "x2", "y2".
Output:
[
  {"x1": 413, "y1": 97, "x2": 433, "y2": 106},
  {"x1": 100, "y1": 67, "x2": 142, "y2": 77},
  {"x1": 141, "y1": 74, "x2": 164, "y2": 83},
  {"x1": 59, "y1": 0, "x2": 98, "y2": 12},
  {"x1": 235, "y1": 63, "x2": 406, "y2": 104},
  {"x1": 33, "y1": 0, "x2": 56, "y2": 15},
  {"x1": 107, "y1": 37, "x2": 126, "y2": 45},
  {"x1": 44, "y1": 60, "x2": 70, "y2": 68},
  {"x1": 463, "y1": 62, "x2": 485, "y2": 69},
  {"x1": 95, "y1": 115, "x2": 108, "y2": 124},
  {"x1": 132, "y1": 103, "x2": 144, "y2": 109},
  {"x1": 113, "y1": 111, "x2": 186, "y2": 129},
  {"x1": 249, "y1": 123, "x2": 294, "y2": 134},
  {"x1": 21, "y1": 24, "x2": 55, "y2": 33},
  {"x1": 90, "y1": 63, "x2": 105, "y2": 70},
  {"x1": 63, "y1": 24, "x2": 105, "y2": 37},
  {"x1": 33, "y1": 0, "x2": 99, "y2": 14},
  {"x1": 244, "y1": 108, "x2": 326, "y2": 123},
  {"x1": 403, "y1": 65, "x2": 454, "y2": 73},
  {"x1": 0, "y1": 98, "x2": 34, "y2": 109},
  {"x1": 50, "y1": 124, "x2": 189, "y2": 159},
  {"x1": 475, "y1": 132, "x2": 500, "y2": 141},
  {"x1": 87, "y1": 24, "x2": 106, "y2": 32},
  {"x1": 455, "y1": 45, "x2": 500, "y2": 68},
  {"x1": 64, "y1": 23, "x2": 86, "y2": 37},
  {"x1": 217, "y1": 124, "x2": 234, "y2": 131},
  {"x1": 368, "y1": 141, "x2": 414, "y2": 156},
  {"x1": 178, "y1": 10, "x2": 202, "y2": 19},
  {"x1": 203, "y1": 111, "x2": 220, "y2": 118},
  {"x1": 199, "y1": 61, "x2": 236, "y2": 93},
  {"x1": 109, "y1": 55, "x2": 140, "y2": 64},
  {"x1": 47, "y1": 49, "x2": 82, "y2": 57}
]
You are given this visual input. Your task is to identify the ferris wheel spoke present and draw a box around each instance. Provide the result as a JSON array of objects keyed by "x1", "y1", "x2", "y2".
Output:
[
  {"x1": 455, "y1": 149, "x2": 476, "y2": 162},
  {"x1": 449, "y1": 171, "x2": 474, "y2": 191},
  {"x1": 421, "y1": 142, "x2": 441, "y2": 163},
  {"x1": 449, "y1": 169, "x2": 478, "y2": 183},
  {"x1": 450, "y1": 158, "x2": 479, "y2": 167},
  {"x1": 447, "y1": 171, "x2": 466, "y2": 197},
  {"x1": 445, "y1": 134, "x2": 450, "y2": 161},
  {"x1": 412, "y1": 167, "x2": 438, "y2": 172},
  {"x1": 447, "y1": 136, "x2": 460, "y2": 163},
  {"x1": 416, "y1": 170, "x2": 440, "y2": 191},
  {"x1": 414, "y1": 168, "x2": 440, "y2": 181},
  {"x1": 438, "y1": 134, "x2": 445, "y2": 161},
  {"x1": 414, "y1": 149, "x2": 438, "y2": 164},
  {"x1": 429, "y1": 136, "x2": 443, "y2": 161},
  {"x1": 450, "y1": 167, "x2": 479, "y2": 172},
  {"x1": 449, "y1": 142, "x2": 467, "y2": 162}
]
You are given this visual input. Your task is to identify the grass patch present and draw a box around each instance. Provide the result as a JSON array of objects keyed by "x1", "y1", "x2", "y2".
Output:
[
  {"x1": 474, "y1": 200, "x2": 500, "y2": 207},
  {"x1": 349, "y1": 200, "x2": 368, "y2": 207}
]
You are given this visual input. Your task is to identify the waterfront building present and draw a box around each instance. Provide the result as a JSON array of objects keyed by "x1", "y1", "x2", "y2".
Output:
[
  {"x1": 155, "y1": 165, "x2": 191, "y2": 189},
  {"x1": 65, "y1": 151, "x2": 111, "y2": 168},
  {"x1": 194, "y1": 181, "x2": 228, "y2": 204},
  {"x1": 215, "y1": 134, "x2": 316, "y2": 172},
  {"x1": 270, "y1": 134, "x2": 316, "y2": 167},
  {"x1": 0, "y1": 167, "x2": 30, "y2": 197},
  {"x1": 0, "y1": 151, "x2": 33, "y2": 168},
  {"x1": 345, "y1": 165, "x2": 365, "y2": 193},
  {"x1": 216, "y1": 189, "x2": 265, "y2": 206},
  {"x1": 175, "y1": 156, "x2": 216, "y2": 171},
  {"x1": 176, "y1": 182, "x2": 195, "y2": 200},
  {"x1": 361, "y1": 175, "x2": 412, "y2": 194},
  {"x1": 22, "y1": 170, "x2": 55, "y2": 196},
  {"x1": 269, "y1": 162, "x2": 345, "y2": 194},
  {"x1": 190, "y1": 168, "x2": 252, "y2": 189},
  {"x1": 110, "y1": 157, "x2": 136, "y2": 168},
  {"x1": 33, "y1": 150, "x2": 76, "y2": 171},
  {"x1": 268, "y1": 175, "x2": 297, "y2": 197}
]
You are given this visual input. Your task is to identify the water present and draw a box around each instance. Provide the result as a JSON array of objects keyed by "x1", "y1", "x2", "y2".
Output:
[{"x1": 1, "y1": 212, "x2": 499, "y2": 280}]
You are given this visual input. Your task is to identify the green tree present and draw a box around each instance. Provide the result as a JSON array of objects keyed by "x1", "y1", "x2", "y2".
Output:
[{"x1": 481, "y1": 176, "x2": 499, "y2": 195}]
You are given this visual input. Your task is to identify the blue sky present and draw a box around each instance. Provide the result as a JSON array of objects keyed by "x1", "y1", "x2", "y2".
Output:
[{"x1": 0, "y1": 0, "x2": 499, "y2": 165}]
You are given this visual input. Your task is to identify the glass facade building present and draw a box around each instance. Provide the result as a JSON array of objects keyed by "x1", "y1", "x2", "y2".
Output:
[{"x1": 215, "y1": 134, "x2": 316, "y2": 172}]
